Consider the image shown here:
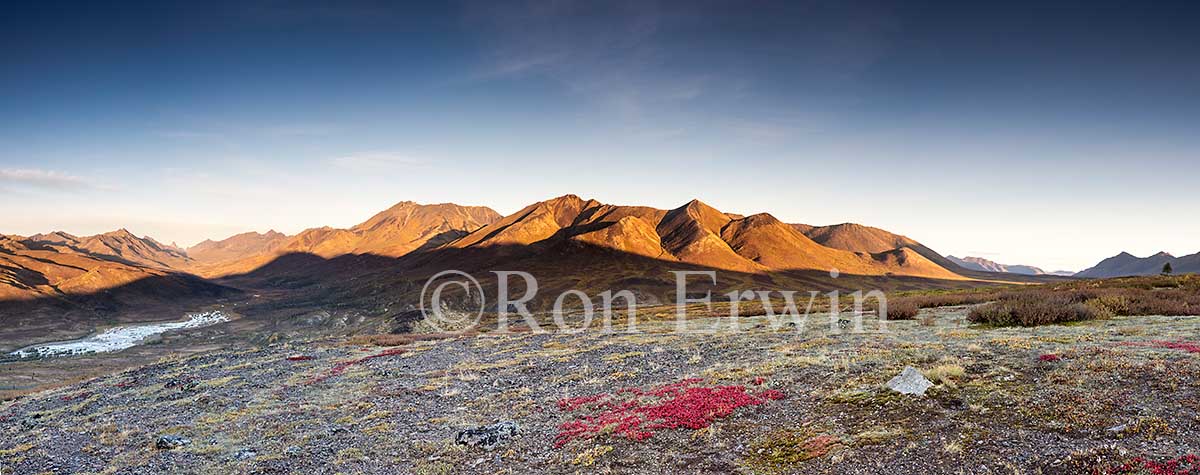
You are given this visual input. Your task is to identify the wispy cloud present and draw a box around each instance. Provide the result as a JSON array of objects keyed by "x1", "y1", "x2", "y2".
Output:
[
  {"x1": 0, "y1": 168, "x2": 106, "y2": 191},
  {"x1": 462, "y1": 0, "x2": 897, "y2": 132},
  {"x1": 462, "y1": 0, "x2": 693, "y2": 117},
  {"x1": 330, "y1": 152, "x2": 429, "y2": 170}
]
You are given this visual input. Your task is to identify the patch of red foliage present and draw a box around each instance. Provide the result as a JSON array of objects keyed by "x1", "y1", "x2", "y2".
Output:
[
  {"x1": 554, "y1": 378, "x2": 785, "y2": 447},
  {"x1": 286, "y1": 355, "x2": 316, "y2": 361},
  {"x1": 1120, "y1": 340, "x2": 1200, "y2": 354},
  {"x1": 114, "y1": 379, "x2": 138, "y2": 389},
  {"x1": 306, "y1": 348, "x2": 407, "y2": 384},
  {"x1": 1109, "y1": 454, "x2": 1200, "y2": 475},
  {"x1": 557, "y1": 394, "x2": 607, "y2": 411},
  {"x1": 759, "y1": 389, "x2": 786, "y2": 400},
  {"x1": 1039, "y1": 354, "x2": 1062, "y2": 362}
]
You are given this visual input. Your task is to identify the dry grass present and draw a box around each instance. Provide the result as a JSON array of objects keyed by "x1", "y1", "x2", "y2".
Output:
[
  {"x1": 345, "y1": 331, "x2": 472, "y2": 347},
  {"x1": 923, "y1": 364, "x2": 966, "y2": 387}
]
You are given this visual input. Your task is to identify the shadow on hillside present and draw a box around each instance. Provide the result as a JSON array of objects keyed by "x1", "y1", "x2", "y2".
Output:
[
  {"x1": 0, "y1": 232, "x2": 1055, "y2": 350},
  {"x1": 0, "y1": 272, "x2": 239, "y2": 352},
  {"x1": 214, "y1": 239, "x2": 1006, "y2": 314}
]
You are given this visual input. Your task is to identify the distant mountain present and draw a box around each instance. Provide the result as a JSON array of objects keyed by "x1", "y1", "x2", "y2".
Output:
[
  {"x1": 4, "y1": 196, "x2": 1077, "y2": 317},
  {"x1": 283, "y1": 201, "x2": 501, "y2": 258},
  {"x1": 187, "y1": 230, "x2": 290, "y2": 267},
  {"x1": 438, "y1": 195, "x2": 964, "y2": 279},
  {"x1": 1075, "y1": 251, "x2": 1199, "y2": 278},
  {"x1": 0, "y1": 231, "x2": 222, "y2": 302},
  {"x1": 946, "y1": 256, "x2": 1049, "y2": 276},
  {"x1": 191, "y1": 201, "x2": 502, "y2": 276},
  {"x1": 28, "y1": 228, "x2": 193, "y2": 269}
]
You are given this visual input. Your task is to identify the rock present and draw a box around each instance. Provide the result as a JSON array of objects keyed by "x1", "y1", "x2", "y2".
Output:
[
  {"x1": 156, "y1": 435, "x2": 191, "y2": 450},
  {"x1": 455, "y1": 421, "x2": 519, "y2": 451},
  {"x1": 886, "y1": 366, "x2": 933, "y2": 396},
  {"x1": 235, "y1": 449, "x2": 257, "y2": 460},
  {"x1": 164, "y1": 377, "x2": 199, "y2": 392}
]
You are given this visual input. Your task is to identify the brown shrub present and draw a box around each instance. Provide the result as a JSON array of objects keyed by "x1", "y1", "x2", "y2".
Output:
[
  {"x1": 964, "y1": 275, "x2": 1200, "y2": 327},
  {"x1": 902, "y1": 292, "x2": 996, "y2": 309},
  {"x1": 881, "y1": 299, "x2": 920, "y2": 320},
  {"x1": 968, "y1": 297, "x2": 1098, "y2": 326}
]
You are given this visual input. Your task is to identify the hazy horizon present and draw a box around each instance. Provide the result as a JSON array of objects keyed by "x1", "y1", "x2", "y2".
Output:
[{"x1": 4, "y1": 1, "x2": 1199, "y2": 272}]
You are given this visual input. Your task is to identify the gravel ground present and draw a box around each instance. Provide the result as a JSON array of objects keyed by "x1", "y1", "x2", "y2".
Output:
[{"x1": 1, "y1": 307, "x2": 1198, "y2": 474}]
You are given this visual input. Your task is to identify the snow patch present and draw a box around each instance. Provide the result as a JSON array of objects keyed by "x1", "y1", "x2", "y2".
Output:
[{"x1": 11, "y1": 311, "x2": 229, "y2": 358}]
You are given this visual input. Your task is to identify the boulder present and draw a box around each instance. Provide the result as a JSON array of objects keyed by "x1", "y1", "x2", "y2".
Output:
[
  {"x1": 155, "y1": 435, "x2": 191, "y2": 450},
  {"x1": 886, "y1": 366, "x2": 933, "y2": 396},
  {"x1": 456, "y1": 421, "x2": 519, "y2": 451}
]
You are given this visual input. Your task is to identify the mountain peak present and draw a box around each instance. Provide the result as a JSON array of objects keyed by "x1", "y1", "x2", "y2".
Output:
[
  {"x1": 544, "y1": 194, "x2": 584, "y2": 205},
  {"x1": 736, "y1": 213, "x2": 784, "y2": 228},
  {"x1": 683, "y1": 198, "x2": 718, "y2": 212},
  {"x1": 104, "y1": 228, "x2": 138, "y2": 238}
]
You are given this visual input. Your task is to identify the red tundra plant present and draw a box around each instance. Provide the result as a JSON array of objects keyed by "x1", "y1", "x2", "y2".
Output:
[
  {"x1": 1109, "y1": 454, "x2": 1200, "y2": 475},
  {"x1": 1039, "y1": 354, "x2": 1062, "y2": 362},
  {"x1": 554, "y1": 378, "x2": 785, "y2": 447},
  {"x1": 1120, "y1": 340, "x2": 1200, "y2": 354}
]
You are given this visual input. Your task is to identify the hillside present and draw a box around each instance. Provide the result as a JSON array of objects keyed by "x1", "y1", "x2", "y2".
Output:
[
  {"x1": 796, "y1": 223, "x2": 964, "y2": 272},
  {"x1": 0, "y1": 231, "x2": 206, "y2": 302},
  {"x1": 190, "y1": 202, "x2": 502, "y2": 276},
  {"x1": 187, "y1": 230, "x2": 289, "y2": 267},
  {"x1": 0, "y1": 231, "x2": 236, "y2": 351},
  {"x1": 26, "y1": 229, "x2": 192, "y2": 270},
  {"x1": 2, "y1": 305, "x2": 1197, "y2": 474},
  {"x1": 440, "y1": 196, "x2": 965, "y2": 279}
]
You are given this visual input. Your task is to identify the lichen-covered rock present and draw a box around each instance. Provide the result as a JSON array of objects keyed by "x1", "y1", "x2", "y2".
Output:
[
  {"x1": 456, "y1": 421, "x2": 519, "y2": 451},
  {"x1": 155, "y1": 435, "x2": 191, "y2": 450}
]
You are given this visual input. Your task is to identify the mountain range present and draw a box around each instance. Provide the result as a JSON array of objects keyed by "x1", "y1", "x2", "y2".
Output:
[
  {"x1": 946, "y1": 256, "x2": 1073, "y2": 276},
  {"x1": 4, "y1": 195, "x2": 1132, "y2": 320},
  {"x1": 1075, "y1": 251, "x2": 1200, "y2": 278},
  {"x1": 0, "y1": 230, "x2": 219, "y2": 302}
]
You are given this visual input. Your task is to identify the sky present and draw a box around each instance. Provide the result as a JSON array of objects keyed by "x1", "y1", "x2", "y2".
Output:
[{"x1": 2, "y1": 0, "x2": 1198, "y2": 272}]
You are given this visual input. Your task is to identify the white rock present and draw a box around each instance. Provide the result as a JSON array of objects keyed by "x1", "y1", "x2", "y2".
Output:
[{"x1": 886, "y1": 366, "x2": 933, "y2": 396}]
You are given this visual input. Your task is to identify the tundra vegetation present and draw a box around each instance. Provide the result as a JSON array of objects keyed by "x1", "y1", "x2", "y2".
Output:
[{"x1": 0, "y1": 276, "x2": 1197, "y2": 473}]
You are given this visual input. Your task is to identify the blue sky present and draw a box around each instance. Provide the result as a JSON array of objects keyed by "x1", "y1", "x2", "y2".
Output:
[{"x1": 2, "y1": 0, "x2": 1198, "y2": 271}]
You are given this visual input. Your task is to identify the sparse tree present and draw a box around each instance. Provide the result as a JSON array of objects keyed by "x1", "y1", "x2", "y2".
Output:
[{"x1": 1163, "y1": 262, "x2": 1173, "y2": 275}]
